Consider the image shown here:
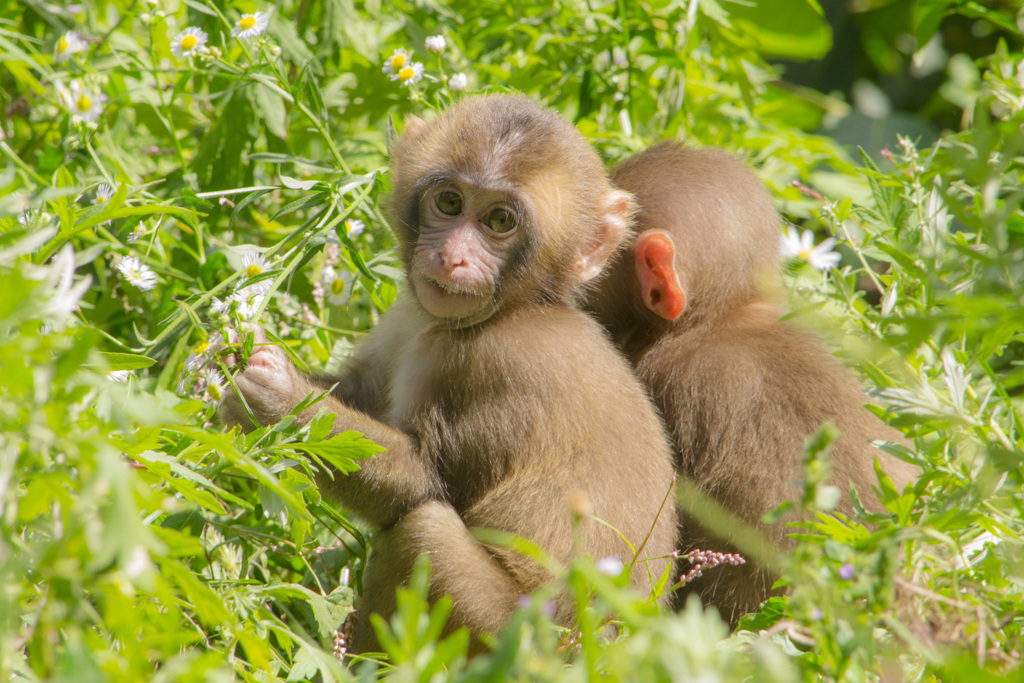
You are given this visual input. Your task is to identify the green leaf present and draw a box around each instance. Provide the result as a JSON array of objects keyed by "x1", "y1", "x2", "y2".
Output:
[
  {"x1": 722, "y1": 0, "x2": 832, "y2": 59},
  {"x1": 98, "y1": 352, "x2": 157, "y2": 371}
]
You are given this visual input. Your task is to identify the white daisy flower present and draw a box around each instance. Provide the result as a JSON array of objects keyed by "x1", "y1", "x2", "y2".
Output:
[
  {"x1": 382, "y1": 48, "x2": 413, "y2": 80},
  {"x1": 230, "y1": 11, "x2": 269, "y2": 40},
  {"x1": 201, "y1": 367, "x2": 227, "y2": 402},
  {"x1": 241, "y1": 250, "x2": 273, "y2": 294},
  {"x1": 57, "y1": 80, "x2": 106, "y2": 123},
  {"x1": 127, "y1": 215, "x2": 160, "y2": 244},
  {"x1": 183, "y1": 332, "x2": 228, "y2": 374},
  {"x1": 425, "y1": 35, "x2": 445, "y2": 54},
  {"x1": 55, "y1": 31, "x2": 88, "y2": 62},
  {"x1": 242, "y1": 250, "x2": 267, "y2": 279},
  {"x1": 398, "y1": 62, "x2": 425, "y2": 87},
  {"x1": 322, "y1": 266, "x2": 355, "y2": 306},
  {"x1": 184, "y1": 339, "x2": 213, "y2": 373},
  {"x1": 448, "y1": 72, "x2": 467, "y2": 92},
  {"x1": 780, "y1": 227, "x2": 841, "y2": 271},
  {"x1": 176, "y1": 368, "x2": 196, "y2": 395},
  {"x1": 127, "y1": 225, "x2": 146, "y2": 243},
  {"x1": 94, "y1": 183, "x2": 115, "y2": 204},
  {"x1": 171, "y1": 26, "x2": 208, "y2": 59},
  {"x1": 346, "y1": 219, "x2": 365, "y2": 237},
  {"x1": 107, "y1": 370, "x2": 132, "y2": 382},
  {"x1": 210, "y1": 296, "x2": 229, "y2": 315},
  {"x1": 232, "y1": 286, "x2": 264, "y2": 319},
  {"x1": 117, "y1": 255, "x2": 158, "y2": 291}
]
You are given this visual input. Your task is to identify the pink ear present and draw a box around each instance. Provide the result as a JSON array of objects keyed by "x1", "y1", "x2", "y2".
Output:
[{"x1": 634, "y1": 231, "x2": 686, "y2": 320}]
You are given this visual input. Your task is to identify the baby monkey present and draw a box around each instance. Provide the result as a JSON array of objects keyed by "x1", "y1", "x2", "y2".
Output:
[
  {"x1": 221, "y1": 95, "x2": 678, "y2": 652},
  {"x1": 583, "y1": 142, "x2": 917, "y2": 624}
]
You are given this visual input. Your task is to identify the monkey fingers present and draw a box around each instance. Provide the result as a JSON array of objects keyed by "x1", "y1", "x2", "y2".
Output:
[{"x1": 220, "y1": 335, "x2": 311, "y2": 429}]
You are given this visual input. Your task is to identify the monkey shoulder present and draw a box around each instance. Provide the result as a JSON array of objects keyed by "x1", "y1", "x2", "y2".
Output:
[{"x1": 477, "y1": 305, "x2": 636, "y2": 384}]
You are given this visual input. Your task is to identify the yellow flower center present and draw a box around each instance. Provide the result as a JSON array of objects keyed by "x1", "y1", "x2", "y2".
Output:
[
  {"x1": 245, "y1": 264, "x2": 263, "y2": 279},
  {"x1": 399, "y1": 67, "x2": 415, "y2": 81},
  {"x1": 240, "y1": 16, "x2": 256, "y2": 29},
  {"x1": 194, "y1": 341, "x2": 210, "y2": 355},
  {"x1": 391, "y1": 54, "x2": 407, "y2": 70},
  {"x1": 799, "y1": 249, "x2": 811, "y2": 260},
  {"x1": 76, "y1": 94, "x2": 91, "y2": 111},
  {"x1": 208, "y1": 381, "x2": 222, "y2": 401},
  {"x1": 58, "y1": 36, "x2": 69, "y2": 53},
  {"x1": 96, "y1": 195, "x2": 107, "y2": 203},
  {"x1": 181, "y1": 35, "x2": 197, "y2": 50},
  {"x1": 331, "y1": 278, "x2": 346, "y2": 296}
]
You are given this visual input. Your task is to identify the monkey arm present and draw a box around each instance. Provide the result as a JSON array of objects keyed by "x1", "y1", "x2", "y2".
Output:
[
  {"x1": 220, "y1": 333, "x2": 441, "y2": 528},
  {"x1": 301, "y1": 393, "x2": 443, "y2": 527}
]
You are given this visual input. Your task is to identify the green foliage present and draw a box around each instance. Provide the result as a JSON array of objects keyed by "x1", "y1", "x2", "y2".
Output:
[{"x1": 1, "y1": 0, "x2": 1023, "y2": 680}]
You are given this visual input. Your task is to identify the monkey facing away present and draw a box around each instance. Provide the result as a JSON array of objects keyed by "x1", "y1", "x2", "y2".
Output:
[
  {"x1": 582, "y1": 142, "x2": 918, "y2": 624},
  {"x1": 220, "y1": 95, "x2": 678, "y2": 652}
]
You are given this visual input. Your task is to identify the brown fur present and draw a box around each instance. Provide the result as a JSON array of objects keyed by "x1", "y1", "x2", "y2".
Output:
[
  {"x1": 582, "y1": 142, "x2": 918, "y2": 624},
  {"x1": 222, "y1": 96, "x2": 677, "y2": 653}
]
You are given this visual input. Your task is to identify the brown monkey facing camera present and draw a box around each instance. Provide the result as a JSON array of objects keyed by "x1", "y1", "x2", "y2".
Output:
[
  {"x1": 220, "y1": 95, "x2": 678, "y2": 653},
  {"x1": 582, "y1": 142, "x2": 917, "y2": 625}
]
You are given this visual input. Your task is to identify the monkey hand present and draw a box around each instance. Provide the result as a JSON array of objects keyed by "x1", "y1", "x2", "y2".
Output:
[{"x1": 219, "y1": 327, "x2": 312, "y2": 431}]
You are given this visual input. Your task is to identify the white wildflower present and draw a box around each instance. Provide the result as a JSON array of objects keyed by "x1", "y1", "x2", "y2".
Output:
[
  {"x1": 184, "y1": 339, "x2": 213, "y2": 373},
  {"x1": 382, "y1": 48, "x2": 413, "y2": 79},
  {"x1": 171, "y1": 26, "x2": 208, "y2": 59},
  {"x1": 57, "y1": 80, "x2": 106, "y2": 123},
  {"x1": 107, "y1": 370, "x2": 132, "y2": 382},
  {"x1": 201, "y1": 367, "x2": 227, "y2": 402},
  {"x1": 595, "y1": 556, "x2": 624, "y2": 576},
  {"x1": 124, "y1": 545, "x2": 153, "y2": 579},
  {"x1": 322, "y1": 265, "x2": 355, "y2": 306},
  {"x1": 231, "y1": 11, "x2": 269, "y2": 40},
  {"x1": 398, "y1": 62, "x2": 425, "y2": 87},
  {"x1": 425, "y1": 35, "x2": 446, "y2": 54},
  {"x1": 780, "y1": 227, "x2": 841, "y2": 271},
  {"x1": 232, "y1": 286, "x2": 265, "y2": 319},
  {"x1": 127, "y1": 225, "x2": 146, "y2": 243},
  {"x1": 127, "y1": 215, "x2": 159, "y2": 244},
  {"x1": 210, "y1": 296, "x2": 229, "y2": 315},
  {"x1": 55, "y1": 31, "x2": 88, "y2": 62},
  {"x1": 117, "y1": 255, "x2": 158, "y2": 291},
  {"x1": 448, "y1": 72, "x2": 468, "y2": 92},
  {"x1": 346, "y1": 219, "x2": 365, "y2": 237},
  {"x1": 241, "y1": 250, "x2": 273, "y2": 294},
  {"x1": 94, "y1": 183, "x2": 115, "y2": 205},
  {"x1": 42, "y1": 245, "x2": 92, "y2": 324}
]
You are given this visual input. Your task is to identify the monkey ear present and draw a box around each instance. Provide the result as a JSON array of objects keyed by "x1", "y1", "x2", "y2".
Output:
[
  {"x1": 390, "y1": 116, "x2": 430, "y2": 179},
  {"x1": 576, "y1": 190, "x2": 633, "y2": 283},
  {"x1": 634, "y1": 230, "x2": 686, "y2": 320},
  {"x1": 402, "y1": 116, "x2": 429, "y2": 141}
]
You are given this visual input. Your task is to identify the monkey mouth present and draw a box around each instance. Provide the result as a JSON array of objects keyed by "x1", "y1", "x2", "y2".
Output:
[
  {"x1": 413, "y1": 276, "x2": 495, "y2": 324},
  {"x1": 423, "y1": 277, "x2": 483, "y2": 298}
]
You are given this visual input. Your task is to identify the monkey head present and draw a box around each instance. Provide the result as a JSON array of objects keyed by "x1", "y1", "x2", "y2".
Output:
[
  {"x1": 584, "y1": 143, "x2": 782, "y2": 340},
  {"x1": 386, "y1": 94, "x2": 633, "y2": 328}
]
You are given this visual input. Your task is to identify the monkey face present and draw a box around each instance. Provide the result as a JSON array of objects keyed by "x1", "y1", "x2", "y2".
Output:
[
  {"x1": 409, "y1": 181, "x2": 526, "y2": 325},
  {"x1": 388, "y1": 95, "x2": 633, "y2": 328}
]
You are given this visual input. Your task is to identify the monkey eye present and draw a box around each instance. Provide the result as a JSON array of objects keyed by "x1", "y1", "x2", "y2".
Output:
[
  {"x1": 435, "y1": 191, "x2": 463, "y2": 216},
  {"x1": 484, "y1": 208, "x2": 517, "y2": 234}
]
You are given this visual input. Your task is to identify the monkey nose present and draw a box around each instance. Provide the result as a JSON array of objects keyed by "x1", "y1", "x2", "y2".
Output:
[{"x1": 440, "y1": 252, "x2": 467, "y2": 271}]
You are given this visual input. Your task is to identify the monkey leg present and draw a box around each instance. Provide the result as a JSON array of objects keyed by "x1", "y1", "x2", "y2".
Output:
[{"x1": 350, "y1": 500, "x2": 525, "y2": 655}]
